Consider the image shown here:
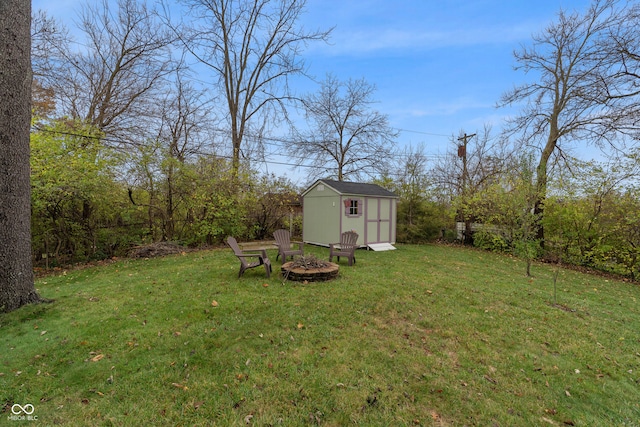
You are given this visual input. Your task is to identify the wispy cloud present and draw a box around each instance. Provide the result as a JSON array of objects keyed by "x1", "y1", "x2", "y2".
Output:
[
  {"x1": 320, "y1": 23, "x2": 536, "y2": 56},
  {"x1": 399, "y1": 97, "x2": 493, "y2": 118}
]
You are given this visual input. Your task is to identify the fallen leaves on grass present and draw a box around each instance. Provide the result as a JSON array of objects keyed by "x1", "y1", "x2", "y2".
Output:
[
  {"x1": 484, "y1": 375, "x2": 497, "y2": 384},
  {"x1": 171, "y1": 382, "x2": 188, "y2": 390},
  {"x1": 90, "y1": 354, "x2": 104, "y2": 362}
]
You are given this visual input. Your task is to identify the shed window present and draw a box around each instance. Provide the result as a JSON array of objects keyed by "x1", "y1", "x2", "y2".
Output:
[{"x1": 345, "y1": 199, "x2": 360, "y2": 216}]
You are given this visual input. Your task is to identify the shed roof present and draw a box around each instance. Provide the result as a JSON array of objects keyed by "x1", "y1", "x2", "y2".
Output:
[{"x1": 303, "y1": 179, "x2": 398, "y2": 198}]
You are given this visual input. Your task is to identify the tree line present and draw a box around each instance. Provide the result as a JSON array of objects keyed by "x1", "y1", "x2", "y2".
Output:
[
  {"x1": 26, "y1": 0, "x2": 400, "y2": 267},
  {"x1": 26, "y1": 0, "x2": 640, "y2": 277},
  {"x1": 3, "y1": 0, "x2": 640, "y2": 312},
  {"x1": 387, "y1": 0, "x2": 640, "y2": 279}
]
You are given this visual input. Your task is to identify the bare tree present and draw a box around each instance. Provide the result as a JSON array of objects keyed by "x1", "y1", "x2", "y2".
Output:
[
  {"x1": 0, "y1": 0, "x2": 42, "y2": 312},
  {"x1": 293, "y1": 74, "x2": 398, "y2": 181},
  {"x1": 31, "y1": 9, "x2": 70, "y2": 82},
  {"x1": 431, "y1": 126, "x2": 512, "y2": 243},
  {"x1": 31, "y1": 10, "x2": 71, "y2": 120},
  {"x1": 170, "y1": 0, "x2": 331, "y2": 176},
  {"x1": 390, "y1": 144, "x2": 432, "y2": 236},
  {"x1": 395, "y1": 144, "x2": 431, "y2": 205},
  {"x1": 499, "y1": 0, "x2": 639, "y2": 244},
  {"x1": 155, "y1": 67, "x2": 214, "y2": 240},
  {"x1": 600, "y1": 2, "x2": 640, "y2": 133},
  {"x1": 37, "y1": 0, "x2": 174, "y2": 144}
]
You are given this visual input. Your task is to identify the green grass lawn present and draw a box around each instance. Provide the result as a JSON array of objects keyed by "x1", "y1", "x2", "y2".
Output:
[{"x1": 1, "y1": 244, "x2": 640, "y2": 426}]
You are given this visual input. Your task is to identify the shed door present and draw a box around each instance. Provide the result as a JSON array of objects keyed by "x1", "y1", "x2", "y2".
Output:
[{"x1": 366, "y1": 198, "x2": 391, "y2": 244}]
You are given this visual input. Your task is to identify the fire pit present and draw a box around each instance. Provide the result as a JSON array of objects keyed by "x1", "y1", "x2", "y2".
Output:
[{"x1": 281, "y1": 255, "x2": 339, "y2": 282}]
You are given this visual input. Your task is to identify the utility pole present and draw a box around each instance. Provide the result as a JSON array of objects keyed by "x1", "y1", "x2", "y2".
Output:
[
  {"x1": 457, "y1": 133, "x2": 475, "y2": 190},
  {"x1": 457, "y1": 133, "x2": 475, "y2": 244}
]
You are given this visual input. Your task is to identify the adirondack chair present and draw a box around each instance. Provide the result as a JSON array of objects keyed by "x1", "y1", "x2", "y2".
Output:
[
  {"x1": 273, "y1": 229, "x2": 304, "y2": 262},
  {"x1": 329, "y1": 231, "x2": 359, "y2": 266},
  {"x1": 226, "y1": 236, "x2": 272, "y2": 278}
]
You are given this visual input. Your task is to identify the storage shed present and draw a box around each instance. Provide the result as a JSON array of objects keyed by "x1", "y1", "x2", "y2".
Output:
[{"x1": 301, "y1": 179, "x2": 398, "y2": 250}]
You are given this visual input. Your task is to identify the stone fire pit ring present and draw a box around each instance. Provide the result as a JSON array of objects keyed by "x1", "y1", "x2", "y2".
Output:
[{"x1": 281, "y1": 261, "x2": 339, "y2": 282}]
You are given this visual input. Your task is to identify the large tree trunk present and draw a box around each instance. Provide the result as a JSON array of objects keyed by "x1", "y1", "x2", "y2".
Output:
[{"x1": 0, "y1": 0, "x2": 42, "y2": 312}]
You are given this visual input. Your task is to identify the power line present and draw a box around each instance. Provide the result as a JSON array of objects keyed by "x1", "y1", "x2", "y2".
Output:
[
  {"x1": 33, "y1": 124, "x2": 448, "y2": 159},
  {"x1": 31, "y1": 122, "x2": 450, "y2": 179},
  {"x1": 396, "y1": 128, "x2": 451, "y2": 138}
]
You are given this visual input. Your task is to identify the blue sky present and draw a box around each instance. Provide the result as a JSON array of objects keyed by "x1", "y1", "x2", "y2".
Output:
[
  {"x1": 32, "y1": 0, "x2": 592, "y2": 181},
  {"x1": 297, "y1": 1, "x2": 588, "y2": 147}
]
